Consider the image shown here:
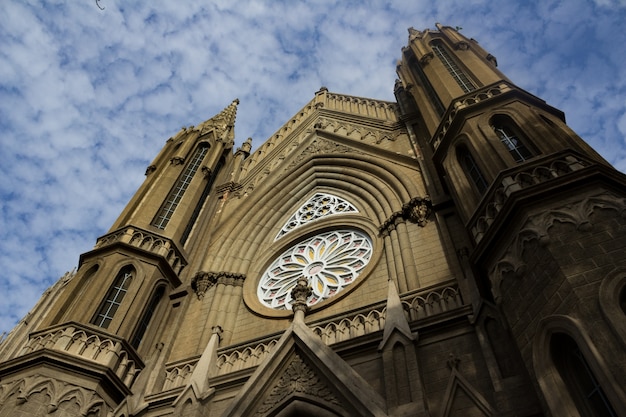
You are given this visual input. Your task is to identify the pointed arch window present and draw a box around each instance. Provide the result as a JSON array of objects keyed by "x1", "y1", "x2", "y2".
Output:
[
  {"x1": 131, "y1": 286, "x2": 165, "y2": 349},
  {"x1": 458, "y1": 146, "x2": 488, "y2": 194},
  {"x1": 551, "y1": 333, "x2": 617, "y2": 417},
  {"x1": 151, "y1": 143, "x2": 209, "y2": 230},
  {"x1": 491, "y1": 117, "x2": 534, "y2": 163},
  {"x1": 431, "y1": 41, "x2": 476, "y2": 93},
  {"x1": 275, "y1": 193, "x2": 358, "y2": 240},
  {"x1": 91, "y1": 266, "x2": 134, "y2": 329}
]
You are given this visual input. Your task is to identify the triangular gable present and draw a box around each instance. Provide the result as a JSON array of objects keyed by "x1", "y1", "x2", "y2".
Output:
[
  {"x1": 440, "y1": 366, "x2": 495, "y2": 417},
  {"x1": 220, "y1": 320, "x2": 389, "y2": 417}
]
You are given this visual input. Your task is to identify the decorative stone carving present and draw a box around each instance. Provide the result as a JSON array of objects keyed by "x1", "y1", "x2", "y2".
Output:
[
  {"x1": 191, "y1": 271, "x2": 246, "y2": 299},
  {"x1": 408, "y1": 27, "x2": 422, "y2": 41},
  {"x1": 455, "y1": 41, "x2": 470, "y2": 50},
  {"x1": 0, "y1": 376, "x2": 111, "y2": 416},
  {"x1": 201, "y1": 166, "x2": 212, "y2": 179},
  {"x1": 419, "y1": 52, "x2": 434, "y2": 65},
  {"x1": 255, "y1": 354, "x2": 341, "y2": 416},
  {"x1": 290, "y1": 277, "x2": 313, "y2": 316},
  {"x1": 486, "y1": 53, "x2": 498, "y2": 66},
  {"x1": 286, "y1": 138, "x2": 360, "y2": 171},
  {"x1": 379, "y1": 196, "x2": 432, "y2": 235},
  {"x1": 145, "y1": 165, "x2": 157, "y2": 176},
  {"x1": 170, "y1": 156, "x2": 185, "y2": 165}
]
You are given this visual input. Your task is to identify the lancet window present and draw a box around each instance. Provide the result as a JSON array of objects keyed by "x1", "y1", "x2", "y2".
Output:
[
  {"x1": 458, "y1": 146, "x2": 488, "y2": 194},
  {"x1": 431, "y1": 41, "x2": 476, "y2": 93},
  {"x1": 152, "y1": 143, "x2": 209, "y2": 230},
  {"x1": 491, "y1": 117, "x2": 534, "y2": 163},
  {"x1": 551, "y1": 333, "x2": 617, "y2": 417},
  {"x1": 131, "y1": 286, "x2": 165, "y2": 349},
  {"x1": 91, "y1": 266, "x2": 134, "y2": 329}
]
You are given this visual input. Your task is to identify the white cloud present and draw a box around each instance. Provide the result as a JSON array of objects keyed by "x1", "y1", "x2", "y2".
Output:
[{"x1": 0, "y1": 0, "x2": 624, "y2": 334}]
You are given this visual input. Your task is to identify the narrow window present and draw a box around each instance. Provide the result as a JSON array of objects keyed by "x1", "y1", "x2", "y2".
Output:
[
  {"x1": 151, "y1": 143, "x2": 209, "y2": 230},
  {"x1": 493, "y1": 123, "x2": 533, "y2": 163},
  {"x1": 431, "y1": 42, "x2": 476, "y2": 93},
  {"x1": 92, "y1": 267, "x2": 134, "y2": 329},
  {"x1": 131, "y1": 286, "x2": 165, "y2": 349},
  {"x1": 180, "y1": 157, "x2": 224, "y2": 245},
  {"x1": 551, "y1": 333, "x2": 617, "y2": 417},
  {"x1": 458, "y1": 146, "x2": 488, "y2": 194}
]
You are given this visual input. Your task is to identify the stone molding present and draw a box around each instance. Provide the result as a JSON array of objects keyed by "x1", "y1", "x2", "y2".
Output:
[
  {"x1": 0, "y1": 375, "x2": 111, "y2": 416},
  {"x1": 191, "y1": 271, "x2": 246, "y2": 300},
  {"x1": 489, "y1": 191, "x2": 626, "y2": 301}
]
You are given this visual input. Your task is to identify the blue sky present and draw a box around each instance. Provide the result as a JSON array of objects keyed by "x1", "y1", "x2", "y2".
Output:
[{"x1": 1, "y1": 0, "x2": 625, "y2": 334}]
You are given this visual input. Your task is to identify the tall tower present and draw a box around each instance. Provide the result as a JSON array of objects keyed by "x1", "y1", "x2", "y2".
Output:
[
  {"x1": 396, "y1": 24, "x2": 626, "y2": 416},
  {"x1": 0, "y1": 24, "x2": 625, "y2": 417}
]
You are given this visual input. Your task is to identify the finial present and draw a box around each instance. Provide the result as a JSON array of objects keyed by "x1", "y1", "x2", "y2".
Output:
[{"x1": 290, "y1": 276, "x2": 312, "y2": 320}]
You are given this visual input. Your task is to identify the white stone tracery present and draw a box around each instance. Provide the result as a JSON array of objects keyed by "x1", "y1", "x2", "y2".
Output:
[
  {"x1": 275, "y1": 193, "x2": 358, "y2": 240},
  {"x1": 259, "y1": 230, "x2": 372, "y2": 310}
]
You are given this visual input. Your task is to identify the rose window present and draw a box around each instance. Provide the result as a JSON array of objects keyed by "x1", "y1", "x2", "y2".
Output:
[{"x1": 258, "y1": 230, "x2": 373, "y2": 310}]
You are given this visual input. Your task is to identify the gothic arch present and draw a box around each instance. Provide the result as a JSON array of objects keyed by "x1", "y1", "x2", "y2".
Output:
[
  {"x1": 202, "y1": 142, "x2": 422, "y2": 274},
  {"x1": 599, "y1": 266, "x2": 626, "y2": 347},
  {"x1": 532, "y1": 315, "x2": 626, "y2": 417}
]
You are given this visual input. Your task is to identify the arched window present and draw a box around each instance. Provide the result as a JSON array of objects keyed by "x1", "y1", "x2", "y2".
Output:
[
  {"x1": 431, "y1": 41, "x2": 476, "y2": 93},
  {"x1": 131, "y1": 286, "x2": 165, "y2": 349},
  {"x1": 491, "y1": 117, "x2": 533, "y2": 162},
  {"x1": 551, "y1": 333, "x2": 617, "y2": 417},
  {"x1": 151, "y1": 143, "x2": 210, "y2": 230},
  {"x1": 458, "y1": 146, "x2": 488, "y2": 194},
  {"x1": 91, "y1": 266, "x2": 134, "y2": 329}
]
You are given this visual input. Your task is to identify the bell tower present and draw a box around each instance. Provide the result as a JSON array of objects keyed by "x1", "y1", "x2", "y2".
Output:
[
  {"x1": 0, "y1": 100, "x2": 240, "y2": 416},
  {"x1": 397, "y1": 24, "x2": 626, "y2": 416}
]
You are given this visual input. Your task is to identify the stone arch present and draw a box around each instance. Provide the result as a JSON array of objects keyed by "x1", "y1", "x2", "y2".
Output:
[
  {"x1": 532, "y1": 315, "x2": 626, "y2": 417},
  {"x1": 599, "y1": 266, "x2": 626, "y2": 348}
]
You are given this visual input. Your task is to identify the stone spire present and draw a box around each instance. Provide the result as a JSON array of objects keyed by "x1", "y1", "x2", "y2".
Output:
[{"x1": 195, "y1": 98, "x2": 240, "y2": 145}]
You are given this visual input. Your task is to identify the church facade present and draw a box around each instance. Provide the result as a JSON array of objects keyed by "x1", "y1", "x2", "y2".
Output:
[{"x1": 1, "y1": 24, "x2": 625, "y2": 417}]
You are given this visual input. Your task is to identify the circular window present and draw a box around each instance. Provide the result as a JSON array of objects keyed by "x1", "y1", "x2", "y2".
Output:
[{"x1": 257, "y1": 230, "x2": 373, "y2": 310}]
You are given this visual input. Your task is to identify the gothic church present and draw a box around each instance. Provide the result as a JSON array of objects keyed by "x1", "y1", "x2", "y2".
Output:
[{"x1": 1, "y1": 24, "x2": 625, "y2": 417}]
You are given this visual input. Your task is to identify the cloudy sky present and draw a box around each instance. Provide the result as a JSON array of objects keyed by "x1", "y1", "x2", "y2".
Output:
[{"x1": 1, "y1": 0, "x2": 625, "y2": 335}]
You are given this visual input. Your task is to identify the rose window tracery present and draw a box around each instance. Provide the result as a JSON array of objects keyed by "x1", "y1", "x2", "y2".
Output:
[
  {"x1": 275, "y1": 193, "x2": 358, "y2": 240},
  {"x1": 258, "y1": 230, "x2": 373, "y2": 310}
]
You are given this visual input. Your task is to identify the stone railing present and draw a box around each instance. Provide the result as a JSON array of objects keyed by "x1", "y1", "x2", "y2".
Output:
[
  {"x1": 468, "y1": 151, "x2": 593, "y2": 244},
  {"x1": 325, "y1": 93, "x2": 399, "y2": 122},
  {"x1": 431, "y1": 82, "x2": 513, "y2": 150},
  {"x1": 161, "y1": 283, "x2": 463, "y2": 390},
  {"x1": 311, "y1": 284, "x2": 462, "y2": 344},
  {"x1": 21, "y1": 322, "x2": 143, "y2": 388},
  {"x1": 94, "y1": 226, "x2": 187, "y2": 275}
]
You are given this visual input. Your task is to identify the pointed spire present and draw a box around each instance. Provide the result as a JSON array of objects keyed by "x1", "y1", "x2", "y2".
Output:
[
  {"x1": 195, "y1": 99, "x2": 240, "y2": 144},
  {"x1": 379, "y1": 279, "x2": 415, "y2": 350}
]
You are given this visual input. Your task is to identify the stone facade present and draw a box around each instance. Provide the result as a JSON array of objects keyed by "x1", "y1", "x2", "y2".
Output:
[{"x1": 0, "y1": 24, "x2": 625, "y2": 417}]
